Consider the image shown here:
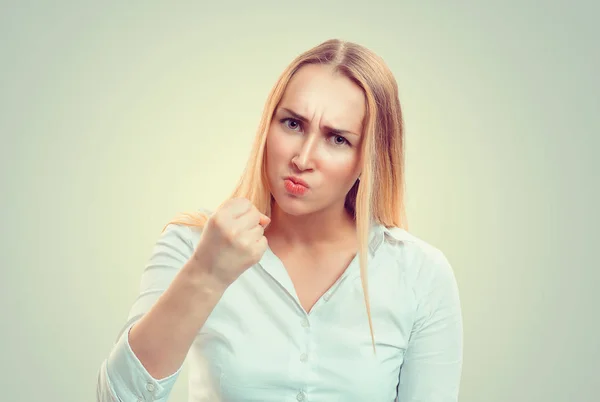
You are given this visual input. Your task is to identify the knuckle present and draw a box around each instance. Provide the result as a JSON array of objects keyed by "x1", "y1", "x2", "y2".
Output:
[
  {"x1": 206, "y1": 217, "x2": 219, "y2": 232},
  {"x1": 234, "y1": 234, "x2": 249, "y2": 247},
  {"x1": 234, "y1": 197, "x2": 249, "y2": 207},
  {"x1": 211, "y1": 212, "x2": 224, "y2": 227},
  {"x1": 224, "y1": 228, "x2": 238, "y2": 244}
]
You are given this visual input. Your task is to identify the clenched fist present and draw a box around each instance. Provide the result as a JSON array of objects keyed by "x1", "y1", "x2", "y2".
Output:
[{"x1": 192, "y1": 198, "x2": 270, "y2": 290}]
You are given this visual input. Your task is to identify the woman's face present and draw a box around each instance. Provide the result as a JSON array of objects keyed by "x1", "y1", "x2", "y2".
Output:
[{"x1": 265, "y1": 63, "x2": 366, "y2": 217}]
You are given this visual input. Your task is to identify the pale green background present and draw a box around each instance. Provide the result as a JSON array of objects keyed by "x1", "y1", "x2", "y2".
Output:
[{"x1": 1, "y1": 1, "x2": 598, "y2": 401}]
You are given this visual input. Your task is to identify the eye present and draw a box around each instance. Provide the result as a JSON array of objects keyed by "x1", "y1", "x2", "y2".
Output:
[
  {"x1": 281, "y1": 118, "x2": 302, "y2": 131},
  {"x1": 331, "y1": 134, "x2": 350, "y2": 146}
]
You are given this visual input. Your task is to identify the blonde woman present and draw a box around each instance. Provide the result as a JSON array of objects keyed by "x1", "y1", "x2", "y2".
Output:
[{"x1": 96, "y1": 39, "x2": 463, "y2": 402}]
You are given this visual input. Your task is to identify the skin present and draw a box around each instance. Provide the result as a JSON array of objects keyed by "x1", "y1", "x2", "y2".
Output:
[
  {"x1": 126, "y1": 66, "x2": 370, "y2": 376},
  {"x1": 125, "y1": 65, "x2": 370, "y2": 380},
  {"x1": 264, "y1": 63, "x2": 366, "y2": 253}
]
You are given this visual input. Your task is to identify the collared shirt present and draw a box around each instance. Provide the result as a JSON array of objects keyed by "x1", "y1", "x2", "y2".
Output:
[{"x1": 96, "y1": 217, "x2": 463, "y2": 402}]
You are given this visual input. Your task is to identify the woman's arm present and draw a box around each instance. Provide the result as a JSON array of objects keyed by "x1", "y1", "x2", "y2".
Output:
[
  {"x1": 397, "y1": 249, "x2": 464, "y2": 401},
  {"x1": 96, "y1": 223, "x2": 226, "y2": 402}
]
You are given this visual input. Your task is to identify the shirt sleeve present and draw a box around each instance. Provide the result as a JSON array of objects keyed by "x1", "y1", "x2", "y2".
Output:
[
  {"x1": 397, "y1": 248, "x2": 464, "y2": 402},
  {"x1": 96, "y1": 223, "x2": 197, "y2": 402}
]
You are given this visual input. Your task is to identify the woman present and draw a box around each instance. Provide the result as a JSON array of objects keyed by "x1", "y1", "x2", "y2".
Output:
[{"x1": 96, "y1": 39, "x2": 463, "y2": 402}]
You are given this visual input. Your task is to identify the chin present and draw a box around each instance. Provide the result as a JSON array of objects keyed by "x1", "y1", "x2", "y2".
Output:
[{"x1": 271, "y1": 190, "x2": 315, "y2": 216}]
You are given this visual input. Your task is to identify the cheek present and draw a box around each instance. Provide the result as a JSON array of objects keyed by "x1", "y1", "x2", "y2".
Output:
[
  {"x1": 321, "y1": 153, "x2": 360, "y2": 182},
  {"x1": 265, "y1": 132, "x2": 285, "y2": 175},
  {"x1": 266, "y1": 130, "x2": 292, "y2": 163}
]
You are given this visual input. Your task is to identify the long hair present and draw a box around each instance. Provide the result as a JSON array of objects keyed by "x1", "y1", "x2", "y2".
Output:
[{"x1": 164, "y1": 39, "x2": 408, "y2": 352}]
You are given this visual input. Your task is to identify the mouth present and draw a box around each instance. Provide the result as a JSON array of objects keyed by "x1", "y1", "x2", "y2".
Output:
[
  {"x1": 285, "y1": 176, "x2": 309, "y2": 188},
  {"x1": 283, "y1": 176, "x2": 309, "y2": 196}
]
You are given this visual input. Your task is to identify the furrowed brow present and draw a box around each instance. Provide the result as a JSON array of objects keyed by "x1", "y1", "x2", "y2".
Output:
[{"x1": 280, "y1": 107, "x2": 359, "y2": 137}]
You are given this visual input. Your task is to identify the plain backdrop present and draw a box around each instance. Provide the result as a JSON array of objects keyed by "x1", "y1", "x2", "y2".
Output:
[{"x1": 1, "y1": 1, "x2": 598, "y2": 401}]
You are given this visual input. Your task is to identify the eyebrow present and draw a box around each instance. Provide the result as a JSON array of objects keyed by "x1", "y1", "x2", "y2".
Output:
[{"x1": 279, "y1": 107, "x2": 359, "y2": 137}]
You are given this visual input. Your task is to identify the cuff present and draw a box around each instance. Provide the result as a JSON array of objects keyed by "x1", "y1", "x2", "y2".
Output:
[{"x1": 105, "y1": 322, "x2": 183, "y2": 401}]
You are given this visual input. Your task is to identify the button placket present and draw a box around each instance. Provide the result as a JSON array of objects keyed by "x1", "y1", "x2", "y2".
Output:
[
  {"x1": 142, "y1": 381, "x2": 155, "y2": 401},
  {"x1": 298, "y1": 315, "x2": 311, "y2": 398}
]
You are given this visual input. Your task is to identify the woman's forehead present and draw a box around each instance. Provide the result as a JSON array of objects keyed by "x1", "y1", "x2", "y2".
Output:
[{"x1": 278, "y1": 64, "x2": 366, "y2": 131}]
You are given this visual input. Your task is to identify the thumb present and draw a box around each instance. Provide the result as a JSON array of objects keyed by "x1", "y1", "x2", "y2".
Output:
[{"x1": 259, "y1": 214, "x2": 271, "y2": 228}]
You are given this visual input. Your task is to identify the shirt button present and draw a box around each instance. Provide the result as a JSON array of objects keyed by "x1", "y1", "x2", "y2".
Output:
[
  {"x1": 300, "y1": 353, "x2": 308, "y2": 362},
  {"x1": 323, "y1": 293, "x2": 331, "y2": 301},
  {"x1": 297, "y1": 391, "x2": 306, "y2": 401},
  {"x1": 301, "y1": 318, "x2": 309, "y2": 328},
  {"x1": 146, "y1": 382, "x2": 155, "y2": 392}
]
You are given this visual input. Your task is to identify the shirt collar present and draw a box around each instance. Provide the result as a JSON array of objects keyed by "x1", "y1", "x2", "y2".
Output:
[{"x1": 368, "y1": 220, "x2": 410, "y2": 255}]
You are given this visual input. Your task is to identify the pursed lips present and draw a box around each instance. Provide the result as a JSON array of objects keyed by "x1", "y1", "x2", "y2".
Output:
[{"x1": 285, "y1": 176, "x2": 309, "y2": 188}]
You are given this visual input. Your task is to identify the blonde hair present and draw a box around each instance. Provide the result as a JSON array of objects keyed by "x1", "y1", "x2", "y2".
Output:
[{"x1": 164, "y1": 39, "x2": 408, "y2": 352}]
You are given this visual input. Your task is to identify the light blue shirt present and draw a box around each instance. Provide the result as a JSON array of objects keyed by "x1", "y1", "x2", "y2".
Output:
[{"x1": 96, "y1": 217, "x2": 463, "y2": 401}]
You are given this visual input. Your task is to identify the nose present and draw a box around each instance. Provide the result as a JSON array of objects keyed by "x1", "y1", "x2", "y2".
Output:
[{"x1": 292, "y1": 134, "x2": 318, "y2": 171}]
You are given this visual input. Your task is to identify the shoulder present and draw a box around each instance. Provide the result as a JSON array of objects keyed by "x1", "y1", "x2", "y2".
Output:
[{"x1": 380, "y1": 226, "x2": 458, "y2": 297}]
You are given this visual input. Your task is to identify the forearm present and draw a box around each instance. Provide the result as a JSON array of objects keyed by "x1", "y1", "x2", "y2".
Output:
[{"x1": 128, "y1": 257, "x2": 226, "y2": 379}]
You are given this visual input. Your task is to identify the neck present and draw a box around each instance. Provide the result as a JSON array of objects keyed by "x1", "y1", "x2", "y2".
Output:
[{"x1": 266, "y1": 202, "x2": 357, "y2": 250}]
